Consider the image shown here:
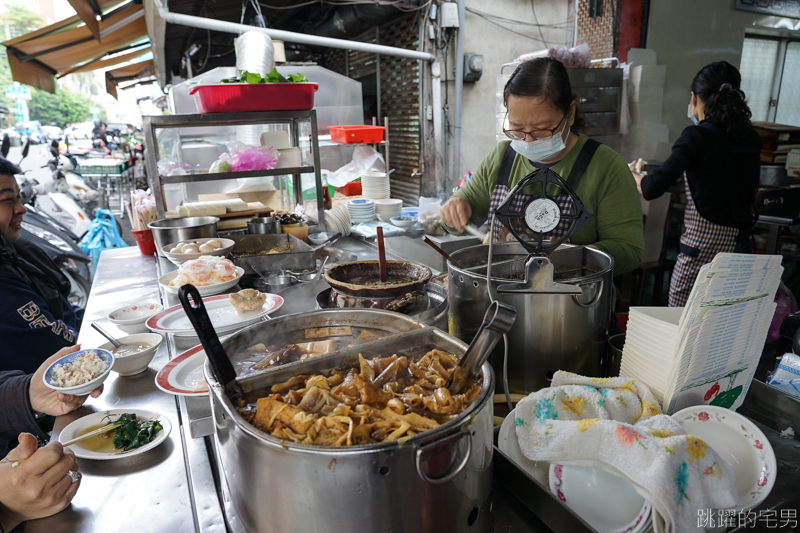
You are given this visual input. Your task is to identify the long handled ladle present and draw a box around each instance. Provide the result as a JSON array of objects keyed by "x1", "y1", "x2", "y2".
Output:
[
  {"x1": 445, "y1": 301, "x2": 516, "y2": 395},
  {"x1": 92, "y1": 323, "x2": 121, "y2": 347},
  {"x1": 422, "y1": 235, "x2": 463, "y2": 269}
]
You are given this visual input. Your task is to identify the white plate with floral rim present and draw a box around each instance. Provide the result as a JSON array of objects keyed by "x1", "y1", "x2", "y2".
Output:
[
  {"x1": 146, "y1": 294, "x2": 283, "y2": 337},
  {"x1": 155, "y1": 343, "x2": 208, "y2": 396},
  {"x1": 497, "y1": 408, "x2": 550, "y2": 487},
  {"x1": 548, "y1": 463, "x2": 652, "y2": 533},
  {"x1": 59, "y1": 409, "x2": 171, "y2": 460},
  {"x1": 672, "y1": 405, "x2": 776, "y2": 510}
]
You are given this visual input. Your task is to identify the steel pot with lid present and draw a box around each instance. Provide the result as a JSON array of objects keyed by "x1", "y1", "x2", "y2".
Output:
[
  {"x1": 448, "y1": 166, "x2": 613, "y2": 394},
  {"x1": 449, "y1": 242, "x2": 613, "y2": 394},
  {"x1": 178, "y1": 285, "x2": 503, "y2": 533}
]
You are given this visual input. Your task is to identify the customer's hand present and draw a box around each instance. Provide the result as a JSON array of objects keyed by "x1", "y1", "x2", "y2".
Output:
[
  {"x1": 440, "y1": 197, "x2": 472, "y2": 233},
  {"x1": 629, "y1": 159, "x2": 645, "y2": 194},
  {"x1": 29, "y1": 345, "x2": 103, "y2": 417},
  {"x1": 0, "y1": 433, "x2": 80, "y2": 532}
]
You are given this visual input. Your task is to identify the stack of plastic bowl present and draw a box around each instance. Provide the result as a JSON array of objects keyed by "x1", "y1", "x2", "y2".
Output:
[
  {"x1": 361, "y1": 171, "x2": 390, "y2": 200},
  {"x1": 324, "y1": 203, "x2": 352, "y2": 236},
  {"x1": 374, "y1": 199, "x2": 402, "y2": 222},
  {"x1": 347, "y1": 199, "x2": 375, "y2": 223}
]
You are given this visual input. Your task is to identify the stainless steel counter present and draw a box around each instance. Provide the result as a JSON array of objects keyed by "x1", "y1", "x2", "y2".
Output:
[{"x1": 26, "y1": 247, "x2": 221, "y2": 533}]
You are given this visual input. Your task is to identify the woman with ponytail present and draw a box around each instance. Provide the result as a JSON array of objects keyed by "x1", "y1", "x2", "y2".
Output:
[{"x1": 631, "y1": 61, "x2": 761, "y2": 307}]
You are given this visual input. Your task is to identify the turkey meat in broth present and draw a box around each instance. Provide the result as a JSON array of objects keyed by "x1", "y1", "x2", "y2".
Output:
[{"x1": 237, "y1": 349, "x2": 481, "y2": 446}]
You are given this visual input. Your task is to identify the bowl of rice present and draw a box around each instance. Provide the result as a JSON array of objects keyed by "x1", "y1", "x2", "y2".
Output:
[{"x1": 43, "y1": 349, "x2": 114, "y2": 396}]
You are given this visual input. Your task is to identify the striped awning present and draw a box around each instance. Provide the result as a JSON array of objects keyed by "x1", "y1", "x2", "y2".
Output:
[
  {"x1": 2, "y1": 2, "x2": 149, "y2": 93},
  {"x1": 105, "y1": 59, "x2": 155, "y2": 98}
]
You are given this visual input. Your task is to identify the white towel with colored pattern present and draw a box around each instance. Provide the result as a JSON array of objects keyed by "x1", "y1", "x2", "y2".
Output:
[{"x1": 514, "y1": 371, "x2": 738, "y2": 533}]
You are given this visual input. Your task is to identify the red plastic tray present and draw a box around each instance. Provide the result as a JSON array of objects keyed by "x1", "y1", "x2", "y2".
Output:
[
  {"x1": 189, "y1": 83, "x2": 318, "y2": 113},
  {"x1": 329, "y1": 125, "x2": 385, "y2": 144}
]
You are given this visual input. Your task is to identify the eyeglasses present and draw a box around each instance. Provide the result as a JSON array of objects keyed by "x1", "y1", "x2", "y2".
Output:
[{"x1": 503, "y1": 111, "x2": 569, "y2": 141}]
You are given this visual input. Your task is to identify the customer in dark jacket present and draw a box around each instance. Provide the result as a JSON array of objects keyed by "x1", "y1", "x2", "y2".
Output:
[
  {"x1": 0, "y1": 345, "x2": 102, "y2": 533},
  {"x1": 0, "y1": 157, "x2": 83, "y2": 374},
  {"x1": 630, "y1": 61, "x2": 761, "y2": 306}
]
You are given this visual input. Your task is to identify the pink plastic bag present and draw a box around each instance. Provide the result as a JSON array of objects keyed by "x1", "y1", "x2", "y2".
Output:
[
  {"x1": 226, "y1": 141, "x2": 278, "y2": 172},
  {"x1": 769, "y1": 281, "x2": 799, "y2": 343}
]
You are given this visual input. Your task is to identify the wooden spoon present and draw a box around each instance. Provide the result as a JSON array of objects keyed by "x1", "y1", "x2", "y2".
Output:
[{"x1": 376, "y1": 226, "x2": 388, "y2": 283}]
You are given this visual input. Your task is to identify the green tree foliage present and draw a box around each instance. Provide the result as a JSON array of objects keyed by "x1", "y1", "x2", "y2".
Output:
[
  {"x1": 28, "y1": 88, "x2": 92, "y2": 127},
  {"x1": 0, "y1": 3, "x2": 45, "y2": 38}
]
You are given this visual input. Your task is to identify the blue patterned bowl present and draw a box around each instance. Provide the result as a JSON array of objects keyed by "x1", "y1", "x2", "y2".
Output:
[{"x1": 43, "y1": 348, "x2": 114, "y2": 396}]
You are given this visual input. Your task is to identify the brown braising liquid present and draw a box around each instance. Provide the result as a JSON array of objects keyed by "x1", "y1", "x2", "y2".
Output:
[{"x1": 77, "y1": 423, "x2": 120, "y2": 453}]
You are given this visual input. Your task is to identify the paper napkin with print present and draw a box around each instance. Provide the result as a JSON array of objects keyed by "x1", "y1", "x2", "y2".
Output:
[{"x1": 514, "y1": 371, "x2": 738, "y2": 533}]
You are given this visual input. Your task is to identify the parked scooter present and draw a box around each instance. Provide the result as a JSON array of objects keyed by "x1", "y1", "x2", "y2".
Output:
[
  {"x1": 10, "y1": 137, "x2": 93, "y2": 238},
  {"x1": 2, "y1": 135, "x2": 93, "y2": 306},
  {"x1": 46, "y1": 140, "x2": 101, "y2": 221}
]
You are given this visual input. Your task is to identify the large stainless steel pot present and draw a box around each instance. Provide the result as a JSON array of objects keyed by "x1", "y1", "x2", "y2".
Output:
[
  {"x1": 448, "y1": 243, "x2": 613, "y2": 393},
  {"x1": 205, "y1": 310, "x2": 494, "y2": 533},
  {"x1": 148, "y1": 216, "x2": 219, "y2": 257}
]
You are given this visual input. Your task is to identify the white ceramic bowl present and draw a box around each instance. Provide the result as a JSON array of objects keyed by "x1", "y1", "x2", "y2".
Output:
[
  {"x1": 672, "y1": 405, "x2": 777, "y2": 510},
  {"x1": 107, "y1": 302, "x2": 163, "y2": 334},
  {"x1": 43, "y1": 348, "x2": 114, "y2": 396},
  {"x1": 162, "y1": 237, "x2": 235, "y2": 267},
  {"x1": 98, "y1": 333, "x2": 163, "y2": 376},
  {"x1": 159, "y1": 266, "x2": 245, "y2": 296},
  {"x1": 308, "y1": 232, "x2": 337, "y2": 245},
  {"x1": 549, "y1": 463, "x2": 651, "y2": 533},
  {"x1": 390, "y1": 216, "x2": 417, "y2": 228}
]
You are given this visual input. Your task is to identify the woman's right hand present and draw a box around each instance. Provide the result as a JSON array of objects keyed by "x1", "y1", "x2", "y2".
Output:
[{"x1": 440, "y1": 197, "x2": 472, "y2": 233}]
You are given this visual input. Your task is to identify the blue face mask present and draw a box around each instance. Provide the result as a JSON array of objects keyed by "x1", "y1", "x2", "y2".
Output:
[
  {"x1": 688, "y1": 104, "x2": 699, "y2": 126},
  {"x1": 510, "y1": 120, "x2": 570, "y2": 162}
]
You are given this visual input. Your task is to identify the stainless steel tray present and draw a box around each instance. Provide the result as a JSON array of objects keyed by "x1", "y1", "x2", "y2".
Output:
[{"x1": 229, "y1": 233, "x2": 316, "y2": 276}]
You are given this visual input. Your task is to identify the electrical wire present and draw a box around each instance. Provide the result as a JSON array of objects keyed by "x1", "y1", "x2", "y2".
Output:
[
  {"x1": 465, "y1": 6, "x2": 570, "y2": 28},
  {"x1": 258, "y1": 0, "x2": 432, "y2": 12},
  {"x1": 466, "y1": 6, "x2": 570, "y2": 44},
  {"x1": 530, "y1": 0, "x2": 550, "y2": 48}
]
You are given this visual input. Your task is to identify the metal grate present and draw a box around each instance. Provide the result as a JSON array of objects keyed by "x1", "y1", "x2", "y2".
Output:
[
  {"x1": 380, "y1": 15, "x2": 422, "y2": 207},
  {"x1": 776, "y1": 41, "x2": 800, "y2": 126},
  {"x1": 576, "y1": 0, "x2": 617, "y2": 63},
  {"x1": 740, "y1": 37, "x2": 779, "y2": 122}
]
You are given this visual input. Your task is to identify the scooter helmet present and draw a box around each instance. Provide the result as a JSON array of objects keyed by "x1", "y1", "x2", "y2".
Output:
[{"x1": 15, "y1": 175, "x2": 33, "y2": 205}]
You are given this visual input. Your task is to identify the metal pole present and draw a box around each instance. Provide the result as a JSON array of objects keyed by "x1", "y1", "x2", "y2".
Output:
[
  {"x1": 376, "y1": 27, "x2": 381, "y2": 122},
  {"x1": 155, "y1": 3, "x2": 436, "y2": 62},
  {"x1": 453, "y1": 0, "x2": 465, "y2": 191}
]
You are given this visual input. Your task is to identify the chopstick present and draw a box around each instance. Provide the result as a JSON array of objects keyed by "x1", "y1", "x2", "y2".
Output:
[
  {"x1": 61, "y1": 422, "x2": 122, "y2": 447},
  {"x1": 376, "y1": 226, "x2": 387, "y2": 283}
]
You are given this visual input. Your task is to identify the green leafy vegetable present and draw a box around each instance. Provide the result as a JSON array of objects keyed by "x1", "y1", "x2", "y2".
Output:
[
  {"x1": 219, "y1": 68, "x2": 308, "y2": 84},
  {"x1": 111, "y1": 413, "x2": 164, "y2": 451}
]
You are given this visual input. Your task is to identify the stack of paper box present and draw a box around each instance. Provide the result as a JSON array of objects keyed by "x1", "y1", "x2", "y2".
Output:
[
  {"x1": 620, "y1": 253, "x2": 783, "y2": 414},
  {"x1": 627, "y1": 48, "x2": 671, "y2": 162}
]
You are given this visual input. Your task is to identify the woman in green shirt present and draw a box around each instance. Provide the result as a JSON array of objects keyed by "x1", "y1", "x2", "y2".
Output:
[{"x1": 440, "y1": 58, "x2": 644, "y2": 275}]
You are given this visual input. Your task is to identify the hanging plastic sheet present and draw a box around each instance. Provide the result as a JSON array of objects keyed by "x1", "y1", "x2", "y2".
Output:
[{"x1": 79, "y1": 209, "x2": 128, "y2": 273}]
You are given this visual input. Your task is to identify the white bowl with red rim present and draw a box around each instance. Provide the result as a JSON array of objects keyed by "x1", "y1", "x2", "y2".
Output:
[{"x1": 107, "y1": 302, "x2": 164, "y2": 334}]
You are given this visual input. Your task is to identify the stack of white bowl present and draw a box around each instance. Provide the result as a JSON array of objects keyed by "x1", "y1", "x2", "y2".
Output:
[
  {"x1": 347, "y1": 199, "x2": 375, "y2": 223},
  {"x1": 374, "y1": 199, "x2": 402, "y2": 222},
  {"x1": 361, "y1": 171, "x2": 390, "y2": 200},
  {"x1": 324, "y1": 203, "x2": 351, "y2": 236}
]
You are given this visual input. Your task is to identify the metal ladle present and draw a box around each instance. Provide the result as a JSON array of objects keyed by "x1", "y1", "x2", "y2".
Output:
[
  {"x1": 445, "y1": 301, "x2": 516, "y2": 395},
  {"x1": 91, "y1": 323, "x2": 121, "y2": 347}
]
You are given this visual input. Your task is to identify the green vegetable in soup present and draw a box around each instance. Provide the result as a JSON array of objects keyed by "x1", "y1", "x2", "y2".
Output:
[{"x1": 111, "y1": 413, "x2": 164, "y2": 451}]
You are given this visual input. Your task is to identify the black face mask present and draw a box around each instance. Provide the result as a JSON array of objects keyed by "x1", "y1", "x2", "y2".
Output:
[{"x1": 0, "y1": 233, "x2": 64, "y2": 321}]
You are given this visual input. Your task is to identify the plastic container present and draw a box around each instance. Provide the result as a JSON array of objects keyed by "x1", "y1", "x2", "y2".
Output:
[
  {"x1": 282, "y1": 223, "x2": 309, "y2": 242},
  {"x1": 329, "y1": 125, "x2": 385, "y2": 144},
  {"x1": 132, "y1": 229, "x2": 157, "y2": 255},
  {"x1": 189, "y1": 83, "x2": 319, "y2": 113},
  {"x1": 344, "y1": 181, "x2": 362, "y2": 196}
]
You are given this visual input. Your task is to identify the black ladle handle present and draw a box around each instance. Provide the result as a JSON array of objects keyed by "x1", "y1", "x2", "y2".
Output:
[{"x1": 178, "y1": 284, "x2": 239, "y2": 391}]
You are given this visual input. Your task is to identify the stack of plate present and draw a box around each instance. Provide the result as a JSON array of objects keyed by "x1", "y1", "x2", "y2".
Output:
[
  {"x1": 347, "y1": 199, "x2": 375, "y2": 223},
  {"x1": 362, "y1": 171, "x2": 390, "y2": 200},
  {"x1": 324, "y1": 203, "x2": 352, "y2": 236},
  {"x1": 374, "y1": 199, "x2": 402, "y2": 222}
]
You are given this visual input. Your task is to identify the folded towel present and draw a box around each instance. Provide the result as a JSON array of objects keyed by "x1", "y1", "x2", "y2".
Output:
[{"x1": 515, "y1": 371, "x2": 738, "y2": 533}]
